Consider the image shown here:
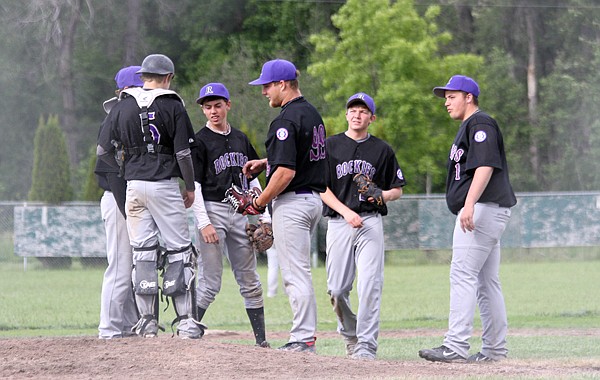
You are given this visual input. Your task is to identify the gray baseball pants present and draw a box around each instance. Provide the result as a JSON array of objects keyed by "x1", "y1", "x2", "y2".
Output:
[
  {"x1": 195, "y1": 201, "x2": 263, "y2": 310},
  {"x1": 98, "y1": 191, "x2": 137, "y2": 338},
  {"x1": 443, "y1": 202, "x2": 511, "y2": 360},
  {"x1": 326, "y1": 213, "x2": 384, "y2": 357},
  {"x1": 127, "y1": 179, "x2": 201, "y2": 337},
  {"x1": 272, "y1": 191, "x2": 322, "y2": 344}
]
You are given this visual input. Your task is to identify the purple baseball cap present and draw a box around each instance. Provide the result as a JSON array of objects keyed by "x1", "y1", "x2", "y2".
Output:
[
  {"x1": 196, "y1": 82, "x2": 230, "y2": 104},
  {"x1": 114, "y1": 66, "x2": 143, "y2": 89},
  {"x1": 346, "y1": 92, "x2": 376, "y2": 115},
  {"x1": 248, "y1": 59, "x2": 297, "y2": 85},
  {"x1": 433, "y1": 75, "x2": 480, "y2": 98}
]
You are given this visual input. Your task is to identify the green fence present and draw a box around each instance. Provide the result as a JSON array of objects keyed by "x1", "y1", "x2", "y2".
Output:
[{"x1": 9, "y1": 192, "x2": 600, "y2": 258}]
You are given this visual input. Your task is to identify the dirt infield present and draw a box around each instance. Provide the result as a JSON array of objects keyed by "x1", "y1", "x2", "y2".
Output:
[{"x1": 2, "y1": 329, "x2": 600, "y2": 379}]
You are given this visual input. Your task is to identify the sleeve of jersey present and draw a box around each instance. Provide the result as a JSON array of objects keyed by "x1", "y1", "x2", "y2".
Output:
[
  {"x1": 465, "y1": 124, "x2": 503, "y2": 171},
  {"x1": 383, "y1": 145, "x2": 406, "y2": 189},
  {"x1": 266, "y1": 120, "x2": 297, "y2": 169},
  {"x1": 191, "y1": 181, "x2": 212, "y2": 230},
  {"x1": 97, "y1": 114, "x2": 116, "y2": 154},
  {"x1": 173, "y1": 104, "x2": 196, "y2": 153}
]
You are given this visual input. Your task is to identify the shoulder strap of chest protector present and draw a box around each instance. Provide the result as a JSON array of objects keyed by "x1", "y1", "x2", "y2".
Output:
[{"x1": 121, "y1": 88, "x2": 185, "y2": 153}]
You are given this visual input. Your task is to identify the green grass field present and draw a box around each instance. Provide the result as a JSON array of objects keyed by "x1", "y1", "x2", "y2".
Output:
[{"x1": 1, "y1": 253, "x2": 599, "y2": 362}]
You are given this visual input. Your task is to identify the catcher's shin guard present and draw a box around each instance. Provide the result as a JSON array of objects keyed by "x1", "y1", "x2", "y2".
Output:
[
  {"x1": 166, "y1": 245, "x2": 206, "y2": 338},
  {"x1": 132, "y1": 245, "x2": 161, "y2": 337}
]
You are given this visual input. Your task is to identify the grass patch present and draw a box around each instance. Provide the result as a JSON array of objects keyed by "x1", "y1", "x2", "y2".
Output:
[{"x1": 1, "y1": 255, "x2": 599, "y2": 364}]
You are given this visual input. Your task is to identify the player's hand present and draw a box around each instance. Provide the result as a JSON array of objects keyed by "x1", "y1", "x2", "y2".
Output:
[
  {"x1": 183, "y1": 190, "x2": 195, "y2": 209},
  {"x1": 460, "y1": 204, "x2": 475, "y2": 232},
  {"x1": 342, "y1": 210, "x2": 363, "y2": 228},
  {"x1": 242, "y1": 159, "x2": 267, "y2": 178},
  {"x1": 200, "y1": 224, "x2": 219, "y2": 244}
]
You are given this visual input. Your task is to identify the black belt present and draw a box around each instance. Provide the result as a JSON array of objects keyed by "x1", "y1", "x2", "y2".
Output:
[{"x1": 293, "y1": 187, "x2": 313, "y2": 194}]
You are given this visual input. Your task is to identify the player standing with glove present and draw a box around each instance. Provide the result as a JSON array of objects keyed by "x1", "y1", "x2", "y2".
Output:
[
  {"x1": 191, "y1": 82, "x2": 269, "y2": 347},
  {"x1": 419, "y1": 75, "x2": 516, "y2": 363},
  {"x1": 321, "y1": 93, "x2": 405, "y2": 360},
  {"x1": 244, "y1": 59, "x2": 327, "y2": 353}
]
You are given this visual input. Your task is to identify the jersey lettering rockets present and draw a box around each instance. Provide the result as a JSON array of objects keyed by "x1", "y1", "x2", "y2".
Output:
[
  {"x1": 323, "y1": 133, "x2": 406, "y2": 217},
  {"x1": 265, "y1": 97, "x2": 327, "y2": 193},
  {"x1": 193, "y1": 126, "x2": 260, "y2": 201},
  {"x1": 446, "y1": 110, "x2": 517, "y2": 215},
  {"x1": 97, "y1": 90, "x2": 196, "y2": 181}
]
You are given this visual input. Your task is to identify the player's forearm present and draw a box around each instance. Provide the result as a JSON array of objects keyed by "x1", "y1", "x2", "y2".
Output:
[
  {"x1": 383, "y1": 187, "x2": 403, "y2": 203},
  {"x1": 192, "y1": 182, "x2": 211, "y2": 229},
  {"x1": 256, "y1": 167, "x2": 295, "y2": 207},
  {"x1": 320, "y1": 188, "x2": 353, "y2": 216},
  {"x1": 175, "y1": 148, "x2": 195, "y2": 191},
  {"x1": 464, "y1": 166, "x2": 494, "y2": 207}
]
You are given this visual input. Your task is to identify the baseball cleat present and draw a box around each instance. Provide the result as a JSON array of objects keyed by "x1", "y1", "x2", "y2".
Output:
[
  {"x1": 344, "y1": 336, "x2": 358, "y2": 357},
  {"x1": 277, "y1": 341, "x2": 316, "y2": 353},
  {"x1": 351, "y1": 352, "x2": 375, "y2": 361},
  {"x1": 467, "y1": 352, "x2": 496, "y2": 363},
  {"x1": 418, "y1": 345, "x2": 466, "y2": 363},
  {"x1": 256, "y1": 341, "x2": 271, "y2": 348}
]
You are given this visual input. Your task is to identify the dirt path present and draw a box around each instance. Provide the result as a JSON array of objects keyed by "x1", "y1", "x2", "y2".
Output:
[{"x1": 2, "y1": 329, "x2": 600, "y2": 379}]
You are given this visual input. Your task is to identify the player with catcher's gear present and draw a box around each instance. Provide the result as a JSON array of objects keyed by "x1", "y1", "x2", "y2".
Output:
[
  {"x1": 320, "y1": 93, "x2": 405, "y2": 360},
  {"x1": 97, "y1": 54, "x2": 204, "y2": 339},
  {"x1": 191, "y1": 82, "x2": 270, "y2": 348}
]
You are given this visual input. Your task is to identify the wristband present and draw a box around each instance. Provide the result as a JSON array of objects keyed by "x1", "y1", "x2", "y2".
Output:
[{"x1": 253, "y1": 198, "x2": 266, "y2": 212}]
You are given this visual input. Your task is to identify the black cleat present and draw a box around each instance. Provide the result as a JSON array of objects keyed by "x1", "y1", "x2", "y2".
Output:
[
  {"x1": 467, "y1": 352, "x2": 496, "y2": 363},
  {"x1": 277, "y1": 341, "x2": 316, "y2": 353},
  {"x1": 418, "y1": 345, "x2": 466, "y2": 363}
]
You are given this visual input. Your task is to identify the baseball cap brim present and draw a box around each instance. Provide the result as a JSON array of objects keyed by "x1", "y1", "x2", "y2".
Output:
[{"x1": 433, "y1": 87, "x2": 452, "y2": 98}]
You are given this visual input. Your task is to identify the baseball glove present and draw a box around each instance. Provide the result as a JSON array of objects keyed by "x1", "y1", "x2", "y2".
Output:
[
  {"x1": 222, "y1": 185, "x2": 264, "y2": 215},
  {"x1": 353, "y1": 173, "x2": 385, "y2": 209},
  {"x1": 245, "y1": 221, "x2": 274, "y2": 252}
]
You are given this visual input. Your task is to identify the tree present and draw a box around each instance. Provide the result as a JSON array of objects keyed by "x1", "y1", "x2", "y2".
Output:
[
  {"x1": 309, "y1": 0, "x2": 482, "y2": 193},
  {"x1": 81, "y1": 146, "x2": 103, "y2": 201},
  {"x1": 29, "y1": 115, "x2": 74, "y2": 203}
]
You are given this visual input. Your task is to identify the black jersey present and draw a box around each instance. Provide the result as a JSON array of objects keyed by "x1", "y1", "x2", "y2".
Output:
[
  {"x1": 193, "y1": 126, "x2": 260, "y2": 201},
  {"x1": 323, "y1": 133, "x2": 406, "y2": 217},
  {"x1": 446, "y1": 110, "x2": 517, "y2": 215},
  {"x1": 95, "y1": 112, "x2": 119, "y2": 190},
  {"x1": 97, "y1": 91, "x2": 196, "y2": 181},
  {"x1": 265, "y1": 97, "x2": 327, "y2": 193}
]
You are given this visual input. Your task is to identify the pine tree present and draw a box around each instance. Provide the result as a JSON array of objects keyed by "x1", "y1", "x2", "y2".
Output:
[{"x1": 29, "y1": 115, "x2": 74, "y2": 203}]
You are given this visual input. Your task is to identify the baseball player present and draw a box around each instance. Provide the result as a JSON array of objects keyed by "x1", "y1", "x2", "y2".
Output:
[
  {"x1": 244, "y1": 59, "x2": 327, "y2": 353},
  {"x1": 419, "y1": 75, "x2": 517, "y2": 362},
  {"x1": 191, "y1": 82, "x2": 269, "y2": 347},
  {"x1": 321, "y1": 93, "x2": 404, "y2": 360},
  {"x1": 97, "y1": 54, "x2": 204, "y2": 339},
  {"x1": 96, "y1": 66, "x2": 142, "y2": 339}
]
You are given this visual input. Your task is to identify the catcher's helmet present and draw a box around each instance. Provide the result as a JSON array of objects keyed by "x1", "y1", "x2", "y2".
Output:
[{"x1": 137, "y1": 54, "x2": 174, "y2": 75}]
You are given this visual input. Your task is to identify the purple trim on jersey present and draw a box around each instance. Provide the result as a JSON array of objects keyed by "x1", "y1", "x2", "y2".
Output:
[
  {"x1": 323, "y1": 133, "x2": 405, "y2": 218},
  {"x1": 445, "y1": 111, "x2": 516, "y2": 214},
  {"x1": 193, "y1": 126, "x2": 260, "y2": 201},
  {"x1": 265, "y1": 97, "x2": 327, "y2": 194}
]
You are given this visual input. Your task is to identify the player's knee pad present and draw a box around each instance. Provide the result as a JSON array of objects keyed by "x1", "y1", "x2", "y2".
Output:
[
  {"x1": 163, "y1": 245, "x2": 195, "y2": 297},
  {"x1": 132, "y1": 246, "x2": 159, "y2": 296}
]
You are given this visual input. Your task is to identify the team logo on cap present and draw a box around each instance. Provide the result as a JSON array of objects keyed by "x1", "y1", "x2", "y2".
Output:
[
  {"x1": 474, "y1": 131, "x2": 487, "y2": 143},
  {"x1": 204, "y1": 86, "x2": 214, "y2": 95},
  {"x1": 276, "y1": 128, "x2": 289, "y2": 141}
]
